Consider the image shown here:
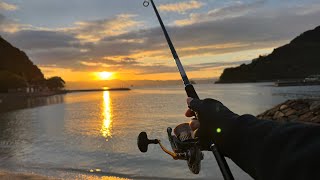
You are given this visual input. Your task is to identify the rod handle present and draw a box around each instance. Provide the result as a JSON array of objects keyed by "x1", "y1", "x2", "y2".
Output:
[
  {"x1": 185, "y1": 84, "x2": 199, "y2": 99},
  {"x1": 211, "y1": 144, "x2": 234, "y2": 180}
]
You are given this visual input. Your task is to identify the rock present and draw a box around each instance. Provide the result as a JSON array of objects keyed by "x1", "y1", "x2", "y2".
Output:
[
  {"x1": 273, "y1": 111, "x2": 285, "y2": 119},
  {"x1": 296, "y1": 108, "x2": 309, "y2": 116},
  {"x1": 311, "y1": 116, "x2": 320, "y2": 123},
  {"x1": 288, "y1": 115, "x2": 299, "y2": 122},
  {"x1": 280, "y1": 105, "x2": 288, "y2": 110},
  {"x1": 278, "y1": 117, "x2": 289, "y2": 122},
  {"x1": 310, "y1": 101, "x2": 320, "y2": 111},
  {"x1": 299, "y1": 112, "x2": 314, "y2": 121},
  {"x1": 266, "y1": 107, "x2": 278, "y2": 116},
  {"x1": 282, "y1": 107, "x2": 293, "y2": 114},
  {"x1": 292, "y1": 103, "x2": 308, "y2": 111},
  {"x1": 284, "y1": 108, "x2": 296, "y2": 116},
  {"x1": 286, "y1": 100, "x2": 296, "y2": 106}
]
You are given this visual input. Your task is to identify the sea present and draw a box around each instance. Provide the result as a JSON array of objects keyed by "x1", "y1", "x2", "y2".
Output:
[{"x1": 0, "y1": 83, "x2": 319, "y2": 180}]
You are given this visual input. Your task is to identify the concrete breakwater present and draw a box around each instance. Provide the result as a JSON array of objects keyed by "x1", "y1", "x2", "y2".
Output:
[{"x1": 257, "y1": 99, "x2": 320, "y2": 123}]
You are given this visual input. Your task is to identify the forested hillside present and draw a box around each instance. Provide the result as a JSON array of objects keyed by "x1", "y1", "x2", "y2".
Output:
[{"x1": 217, "y1": 26, "x2": 320, "y2": 83}]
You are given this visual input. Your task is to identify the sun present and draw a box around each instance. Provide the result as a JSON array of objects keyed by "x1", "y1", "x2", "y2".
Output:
[{"x1": 97, "y1": 71, "x2": 113, "y2": 80}]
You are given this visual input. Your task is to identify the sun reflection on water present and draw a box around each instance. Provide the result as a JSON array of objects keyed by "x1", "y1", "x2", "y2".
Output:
[{"x1": 101, "y1": 91, "x2": 113, "y2": 141}]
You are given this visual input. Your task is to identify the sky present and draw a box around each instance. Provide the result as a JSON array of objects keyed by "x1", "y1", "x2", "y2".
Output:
[{"x1": 0, "y1": 0, "x2": 320, "y2": 86}]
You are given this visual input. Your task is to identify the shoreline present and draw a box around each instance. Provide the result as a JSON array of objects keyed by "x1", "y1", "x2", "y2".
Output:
[
  {"x1": 66, "y1": 87, "x2": 131, "y2": 93},
  {"x1": 215, "y1": 80, "x2": 274, "y2": 84},
  {"x1": 0, "y1": 88, "x2": 131, "y2": 113},
  {"x1": 215, "y1": 79, "x2": 320, "y2": 87},
  {"x1": 0, "y1": 170, "x2": 53, "y2": 180},
  {"x1": 0, "y1": 87, "x2": 131, "y2": 97}
]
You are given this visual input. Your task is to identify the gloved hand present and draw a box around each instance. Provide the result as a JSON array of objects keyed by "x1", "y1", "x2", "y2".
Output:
[{"x1": 186, "y1": 98, "x2": 239, "y2": 151}]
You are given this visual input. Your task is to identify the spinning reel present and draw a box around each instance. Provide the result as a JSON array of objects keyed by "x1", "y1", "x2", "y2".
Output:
[{"x1": 138, "y1": 123, "x2": 203, "y2": 174}]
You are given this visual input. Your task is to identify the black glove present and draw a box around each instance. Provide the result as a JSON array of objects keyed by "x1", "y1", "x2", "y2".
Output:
[{"x1": 189, "y1": 98, "x2": 239, "y2": 151}]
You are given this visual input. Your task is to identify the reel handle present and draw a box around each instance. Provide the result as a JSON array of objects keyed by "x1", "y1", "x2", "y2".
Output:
[
  {"x1": 137, "y1": 132, "x2": 182, "y2": 160},
  {"x1": 137, "y1": 132, "x2": 159, "y2": 153}
]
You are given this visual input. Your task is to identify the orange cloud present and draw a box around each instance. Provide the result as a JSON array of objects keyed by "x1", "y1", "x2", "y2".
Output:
[
  {"x1": 66, "y1": 14, "x2": 143, "y2": 42},
  {"x1": 180, "y1": 43, "x2": 250, "y2": 53},
  {"x1": 159, "y1": 0, "x2": 204, "y2": 14},
  {"x1": 175, "y1": 0, "x2": 266, "y2": 26},
  {"x1": 0, "y1": 2, "x2": 18, "y2": 11}
]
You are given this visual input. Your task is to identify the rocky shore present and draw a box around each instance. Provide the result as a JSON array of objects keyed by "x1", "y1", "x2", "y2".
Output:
[{"x1": 257, "y1": 99, "x2": 320, "y2": 123}]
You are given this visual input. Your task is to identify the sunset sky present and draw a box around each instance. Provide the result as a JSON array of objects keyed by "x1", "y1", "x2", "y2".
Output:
[{"x1": 1, "y1": 0, "x2": 320, "y2": 85}]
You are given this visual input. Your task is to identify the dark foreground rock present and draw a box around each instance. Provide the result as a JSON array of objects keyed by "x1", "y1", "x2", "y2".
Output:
[{"x1": 257, "y1": 99, "x2": 320, "y2": 123}]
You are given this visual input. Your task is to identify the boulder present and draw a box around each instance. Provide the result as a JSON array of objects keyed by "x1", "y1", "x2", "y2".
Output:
[
  {"x1": 280, "y1": 105, "x2": 288, "y2": 110},
  {"x1": 284, "y1": 108, "x2": 296, "y2": 116},
  {"x1": 310, "y1": 101, "x2": 320, "y2": 111},
  {"x1": 311, "y1": 116, "x2": 320, "y2": 123},
  {"x1": 273, "y1": 111, "x2": 285, "y2": 119},
  {"x1": 299, "y1": 112, "x2": 314, "y2": 121}
]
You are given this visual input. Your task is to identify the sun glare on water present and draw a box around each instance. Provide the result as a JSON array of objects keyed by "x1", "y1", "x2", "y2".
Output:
[{"x1": 97, "y1": 71, "x2": 113, "y2": 80}]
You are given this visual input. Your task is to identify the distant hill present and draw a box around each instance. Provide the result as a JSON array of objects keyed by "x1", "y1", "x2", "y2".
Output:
[
  {"x1": 0, "y1": 36, "x2": 46, "y2": 92},
  {"x1": 216, "y1": 26, "x2": 320, "y2": 83},
  {"x1": 0, "y1": 36, "x2": 44, "y2": 82}
]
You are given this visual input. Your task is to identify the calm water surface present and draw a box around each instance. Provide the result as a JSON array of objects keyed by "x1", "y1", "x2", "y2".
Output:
[{"x1": 0, "y1": 83, "x2": 319, "y2": 179}]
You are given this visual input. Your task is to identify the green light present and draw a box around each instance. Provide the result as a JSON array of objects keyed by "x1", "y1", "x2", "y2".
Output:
[{"x1": 216, "y1": 128, "x2": 222, "y2": 133}]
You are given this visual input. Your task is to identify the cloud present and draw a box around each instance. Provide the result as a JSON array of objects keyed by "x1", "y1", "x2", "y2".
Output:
[
  {"x1": 65, "y1": 14, "x2": 143, "y2": 42},
  {"x1": 0, "y1": 13, "x2": 4, "y2": 23},
  {"x1": 80, "y1": 57, "x2": 140, "y2": 68},
  {"x1": 0, "y1": 13, "x2": 25, "y2": 33},
  {"x1": 175, "y1": 0, "x2": 266, "y2": 26},
  {"x1": 6, "y1": 30, "x2": 79, "y2": 50},
  {"x1": 292, "y1": 4, "x2": 320, "y2": 16},
  {"x1": 159, "y1": 0, "x2": 204, "y2": 14},
  {"x1": 76, "y1": 59, "x2": 247, "y2": 76},
  {"x1": 0, "y1": 2, "x2": 18, "y2": 11},
  {"x1": 2, "y1": 3, "x2": 320, "y2": 79},
  {"x1": 134, "y1": 60, "x2": 250, "y2": 75}
]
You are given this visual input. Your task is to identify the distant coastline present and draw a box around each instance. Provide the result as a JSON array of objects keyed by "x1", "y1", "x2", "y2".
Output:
[
  {"x1": 0, "y1": 88, "x2": 131, "y2": 100},
  {"x1": 215, "y1": 78, "x2": 320, "y2": 87},
  {"x1": 66, "y1": 87, "x2": 131, "y2": 93},
  {"x1": 215, "y1": 80, "x2": 274, "y2": 84},
  {"x1": 0, "y1": 87, "x2": 131, "y2": 97}
]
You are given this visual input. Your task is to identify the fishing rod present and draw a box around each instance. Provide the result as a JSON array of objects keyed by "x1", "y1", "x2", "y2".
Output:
[{"x1": 137, "y1": 0, "x2": 234, "y2": 179}]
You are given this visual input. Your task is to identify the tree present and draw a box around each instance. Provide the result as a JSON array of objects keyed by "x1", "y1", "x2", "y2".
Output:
[{"x1": 46, "y1": 76, "x2": 65, "y2": 90}]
